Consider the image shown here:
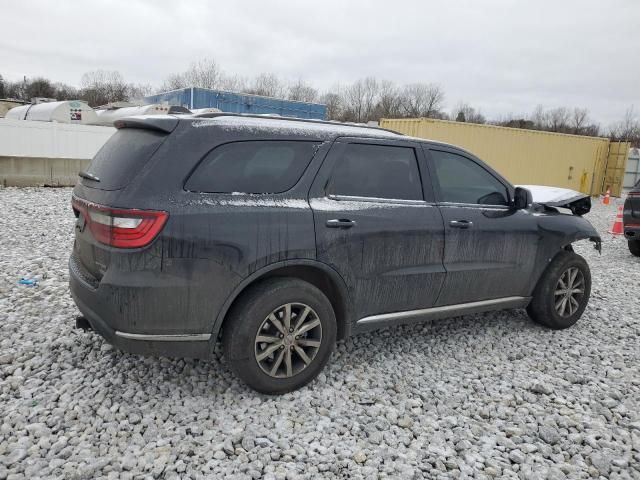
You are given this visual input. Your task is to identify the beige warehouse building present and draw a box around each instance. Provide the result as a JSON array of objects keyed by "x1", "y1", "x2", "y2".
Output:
[{"x1": 380, "y1": 118, "x2": 629, "y2": 197}]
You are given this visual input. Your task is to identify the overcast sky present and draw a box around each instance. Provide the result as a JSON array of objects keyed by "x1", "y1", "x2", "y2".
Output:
[{"x1": 2, "y1": 0, "x2": 638, "y2": 126}]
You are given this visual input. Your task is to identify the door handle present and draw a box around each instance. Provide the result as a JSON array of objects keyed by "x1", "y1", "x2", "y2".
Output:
[
  {"x1": 326, "y1": 219, "x2": 356, "y2": 229},
  {"x1": 449, "y1": 220, "x2": 473, "y2": 229}
]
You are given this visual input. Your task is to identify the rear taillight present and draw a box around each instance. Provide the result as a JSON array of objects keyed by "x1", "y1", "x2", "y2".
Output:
[
  {"x1": 628, "y1": 191, "x2": 640, "y2": 197},
  {"x1": 72, "y1": 196, "x2": 168, "y2": 249}
]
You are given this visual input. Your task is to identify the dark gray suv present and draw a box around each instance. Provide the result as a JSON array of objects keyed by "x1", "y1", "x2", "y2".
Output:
[{"x1": 69, "y1": 114, "x2": 601, "y2": 393}]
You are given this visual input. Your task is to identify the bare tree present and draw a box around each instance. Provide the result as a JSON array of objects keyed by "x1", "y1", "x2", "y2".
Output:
[
  {"x1": 570, "y1": 107, "x2": 589, "y2": 134},
  {"x1": 127, "y1": 83, "x2": 154, "y2": 102},
  {"x1": 160, "y1": 73, "x2": 187, "y2": 92},
  {"x1": 375, "y1": 80, "x2": 402, "y2": 118},
  {"x1": 80, "y1": 70, "x2": 128, "y2": 106},
  {"x1": 609, "y1": 106, "x2": 640, "y2": 145},
  {"x1": 53, "y1": 82, "x2": 79, "y2": 100},
  {"x1": 159, "y1": 58, "x2": 223, "y2": 92},
  {"x1": 341, "y1": 81, "x2": 361, "y2": 122},
  {"x1": 495, "y1": 117, "x2": 536, "y2": 129},
  {"x1": 25, "y1": 77, "x2": 56, "y2": 100},
  {"x1": 341, "y1": 77, "x2": 380, "y2": 123},
  {"x1": 320, "y1": 91, "x2": 342, "y2": 121},
  {"x1": 547, "y1": 107, "x2": 570, "y2": 132},
  {"x1": 4, "y1": 80, "x2": 26, "y2": 100},
  {"x1": 452, "y1": 102, "x2": 486, "y2": 124},
  {"x1": 494, "y1": 106, "x2": 599, "y2": 137},
  {"x1": 530, "y1": 105, "x2": 570, "y2": 132},
  {"x1": 361, "y1": 77, "x2": 380, "y2": 122},
  {"x1": 246, "y1": 73, "x2": 287, "y2": 98},
  {"x1": 582, "y1": 123, "x2": 601, "y2": 137},
  {"x1": 400, "y1": 83, "x2": 445, "y2": 118},
  {"x1": 287, "y1": 79, "x2": 318, "y2": 103},
  {"x1": 183, "y1": 58, "x2": 223, "y2": 89},
  {"x1": 219, "y1": 74, "x2": 247, "y2": 92},
  {"x1": 341, "y1": 81, "x2": 364, "y2": 122},
  {"x1": 530, "y1": 105, "x2": 548, "y2": 130}
]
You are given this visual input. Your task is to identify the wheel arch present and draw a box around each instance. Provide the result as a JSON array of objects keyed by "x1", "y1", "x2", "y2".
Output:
[
  {"x1": 538, "y1": 213, "x2": 602, "y2": 253},
  {"x1": 528, "y1": 214, "x2": 600, "y2": 296},
  {"x1": 526, "y1": 249, "x2": 591, "y2": 329},
  {"x1": 212, "y1": 260, "x2": 352, "y2": 342}
]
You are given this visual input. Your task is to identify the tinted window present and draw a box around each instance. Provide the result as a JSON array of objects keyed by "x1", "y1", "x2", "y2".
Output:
[
  {"x1": 186, "y1": 141, "x2": 320, "y2": 194},
  {"x1": 84, "y1": 129, "x2": 167, "y2": 190},
  {"x1": 326, "y1": 144, "x2": 423, "y2": 200},
  {"x1": 431, "y1": 150, "x2": 509, "y2": 205}
]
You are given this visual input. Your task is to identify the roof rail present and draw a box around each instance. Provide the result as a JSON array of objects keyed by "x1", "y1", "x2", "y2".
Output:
[{"x1": 191, "y1": 112, "x2": 403, "y2": 135}]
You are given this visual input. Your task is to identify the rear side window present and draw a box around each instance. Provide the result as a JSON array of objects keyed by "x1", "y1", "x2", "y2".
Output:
[
  {"x1": 326, "y1": 144, "x2": 423, "y2": 201},
  {"x1": 430, "y1": 150, "x2": 509, "y2": 205},
  {"x1": 83, "y1": 129, "x2": 167, "y2": 190},
  {"x1": 186, "y1": 141, "x2": 320, "y2": 194}
]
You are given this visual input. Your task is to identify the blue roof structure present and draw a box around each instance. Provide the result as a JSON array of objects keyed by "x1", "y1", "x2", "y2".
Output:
[{"x1": 144, "y1": 87, "x2": 326, "y2": 120}]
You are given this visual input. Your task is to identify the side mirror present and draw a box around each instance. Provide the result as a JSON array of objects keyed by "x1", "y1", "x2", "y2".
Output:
[{"x1": 513, "y1": 187, "x2": 533, "y2": 210}]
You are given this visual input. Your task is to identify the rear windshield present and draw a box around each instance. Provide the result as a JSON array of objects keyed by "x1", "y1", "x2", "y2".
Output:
[
  {"x1": 185, "y1": 141, "x2": 320, "y2": 194},
  {"x1": 82, "y1": 129, "x2": 167, "y2": 190}
]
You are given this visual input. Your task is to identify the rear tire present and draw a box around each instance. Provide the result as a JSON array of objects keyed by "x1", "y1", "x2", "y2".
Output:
[
  {"x1": 526, "y1": 251, "x2": 591, "y2": 329},
  {"x1": 629, "y1": 239, "x2": 640, "y2": 257},
  {"x1": 222, "y1": 278, "x2": 336, "y2": 394}
]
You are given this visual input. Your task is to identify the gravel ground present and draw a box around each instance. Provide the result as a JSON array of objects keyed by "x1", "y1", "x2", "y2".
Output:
[{"x1": 0, "y1": 187, "x2": 638, "y2": 480}]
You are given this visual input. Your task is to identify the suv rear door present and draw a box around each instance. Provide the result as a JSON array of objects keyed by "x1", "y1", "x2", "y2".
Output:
[
  {"x1": 310, "y1": 137, "x2": 445, "y2": 323},
  {"x1": 72, "y1": 125, "x2": 173, "y2": 282},
  {"x1": 425, "y1": 146, "x2": 539, "y2": 306}
]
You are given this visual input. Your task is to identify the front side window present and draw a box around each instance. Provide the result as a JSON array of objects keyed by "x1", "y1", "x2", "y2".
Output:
[
  {"x1": 430, "y1": 150, "x2": 509, "y2": 205},
  {"x1": 185, "y1": 141, "x2": 320, "y2": 194},
  {"x1": 326, "y1": 143, "x2": 423, "y2": 201}
]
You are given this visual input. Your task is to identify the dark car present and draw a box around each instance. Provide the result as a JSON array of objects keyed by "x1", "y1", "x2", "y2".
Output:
[
  {"x1": 69, "y1": 114, "x2": 601, "y2": 394},
  {"x1": 623, "y1": 181, "x2": 640, "y2": 256}
]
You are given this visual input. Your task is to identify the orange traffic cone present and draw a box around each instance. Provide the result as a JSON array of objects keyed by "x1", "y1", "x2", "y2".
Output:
[
  {"x1": 609, "y1": 206, "x2": 624, "y2": 235},
  {"x1": 602, "y1": 187, "x2": 611, "y2": 205}
]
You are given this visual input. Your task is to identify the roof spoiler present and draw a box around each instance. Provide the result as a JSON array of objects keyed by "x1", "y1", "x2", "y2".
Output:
[{"x1": 113, "y1": 115, "x2": 179, "y2": 133}]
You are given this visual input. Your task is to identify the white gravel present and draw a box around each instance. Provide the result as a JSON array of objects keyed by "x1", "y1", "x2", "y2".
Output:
[{"x1": 0, "y1": 187, "x2": 638, "y2": 479}]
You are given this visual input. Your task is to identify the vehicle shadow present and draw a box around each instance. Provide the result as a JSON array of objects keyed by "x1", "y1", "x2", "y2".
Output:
[
  {"x1": 78, "y1": 306, "x2": 553, "y2": 398},
  {"x1": 327, "y1": 307, "x2": 546, "y2": 369}
]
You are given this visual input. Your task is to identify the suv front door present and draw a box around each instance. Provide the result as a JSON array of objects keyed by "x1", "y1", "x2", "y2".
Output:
[
  {"x1": 425, "y1": 146, "x2": 539, "y2": 306},
  {"x1": 310, "y1": 137, "x2": 445, "y2": 324}
]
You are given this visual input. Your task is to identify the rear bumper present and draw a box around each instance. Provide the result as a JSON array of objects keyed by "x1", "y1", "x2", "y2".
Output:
[
  {"x1": 624, "y1": 224, "x2": 640, "y2": 240},
  {"x1": 69, "y1": 256, "x2": 213, "y2": 359}
]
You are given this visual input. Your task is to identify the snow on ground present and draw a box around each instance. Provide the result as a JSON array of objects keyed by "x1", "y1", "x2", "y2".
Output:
[{"x1": 0, "y1": 187, "x2": 638, "y2": 479}]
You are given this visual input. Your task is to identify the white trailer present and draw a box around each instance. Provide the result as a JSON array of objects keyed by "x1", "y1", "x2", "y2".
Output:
[{"x1": 5, "y1": 100, "x2": 98, "y2": 124}]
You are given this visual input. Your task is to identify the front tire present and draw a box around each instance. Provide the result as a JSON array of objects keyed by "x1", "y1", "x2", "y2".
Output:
[
  {"x1": 222, "y1": 278, "x2": 336, "y2": 394},
  {"x1": 629, "y1": 239, "x2": 640, "y2": 257},
  {"x1": 527, "y1": 251, "x2": 591, "y2": 329}
]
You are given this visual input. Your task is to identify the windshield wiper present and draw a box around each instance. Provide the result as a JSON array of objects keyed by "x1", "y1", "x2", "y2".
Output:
[{"x1": 79, "y1": 171, "x2": 100, "y2": 182}]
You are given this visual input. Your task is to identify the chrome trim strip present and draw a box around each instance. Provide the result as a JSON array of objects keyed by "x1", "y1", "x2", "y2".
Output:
[
  {"x1": 356, "y1": 296, "x2": 527, "y2": 325},
  {"x1": 115, "y1": 331, "x2": 212, "y2": 342},
  {"x1": 328, "y1": 194, "x2": 429, "y2": 206},
  {"x1": 438, "y1": 202, "x2": 511, "y2": 210}
]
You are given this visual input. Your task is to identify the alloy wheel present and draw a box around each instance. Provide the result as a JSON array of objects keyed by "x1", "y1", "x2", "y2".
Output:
[
  {"x1": 553, "y1": 267, "x2": 585, "y2": 317},
  {"x1": 254, "y1": 303, "x2": 323, "y2": 378}
]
